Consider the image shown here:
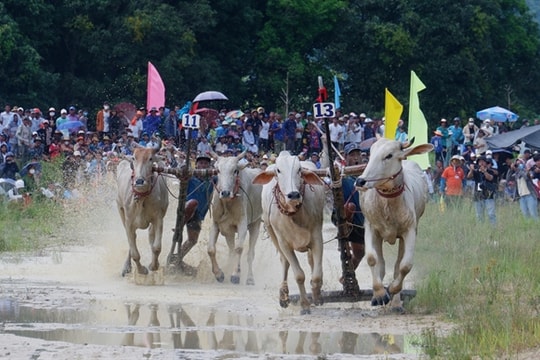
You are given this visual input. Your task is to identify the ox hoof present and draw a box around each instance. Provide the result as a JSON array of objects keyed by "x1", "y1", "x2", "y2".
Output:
[
  {"x1": 121, "y1": 267, "x2": 131, "y2": 277},
  {"x1": 138, "y1": 267, "x2": 149, "y2": 276},
  {"x1": 230, "y1": 275, "x2": 240, "y2": 284},
  {"x1": 279, "y1": 299, "x2": 290, "y2": 308},
  {"x1": 371, "y1": 291, "x2": 391, "y2": 307},
  {"x1": 300, "y1": 308, "x2": 311, "y2": 315},
  {"x1": 215, "y1": 271, "x2": 225, "y2": 283},
  {"x1": 391, "y1": 306, "x2": 405, "y2": 314},
  {"x1": 246, "y1": 278, "x2": 255, "y2": 286}
]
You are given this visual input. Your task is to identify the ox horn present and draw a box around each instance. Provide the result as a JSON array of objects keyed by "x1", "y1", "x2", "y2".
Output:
[
  {"x1": 209, "y1": 150, "x2": 219, "y2": 160},
  {"x1": 236, "y1": 150, "x2": 247, "y2": 160},
  {"x1": 401, "y1": 137, "x2": 415, "y2": 150}
]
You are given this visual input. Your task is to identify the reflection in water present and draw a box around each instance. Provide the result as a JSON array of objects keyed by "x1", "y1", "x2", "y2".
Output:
[{"x1": 1, "y1": 297, "x2": 419, "y2": 356}]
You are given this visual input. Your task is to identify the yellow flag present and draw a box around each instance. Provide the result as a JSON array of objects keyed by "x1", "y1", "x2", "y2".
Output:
[
  {"x1": 407, "y1": 71, "x2": 430, "y2": 170},
  {"x1": 384, "y1": 88, "x2": 403, "y2": 139}
]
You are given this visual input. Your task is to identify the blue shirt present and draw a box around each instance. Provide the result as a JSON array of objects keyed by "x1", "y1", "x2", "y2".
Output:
[
  {"x1": 187, "y1": 176, "x2": 214, "y2": 219},
  {"x1": 143, "y1": 114, "x2": 161, "y2": 135},
  {"x1": 342, "y1": 176, "x2": 364, "y2": 226}
]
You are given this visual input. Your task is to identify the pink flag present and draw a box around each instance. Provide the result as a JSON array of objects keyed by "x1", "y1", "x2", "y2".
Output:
[{"x1": 146, "y1": 62, "x2": 165, "y2": 110}]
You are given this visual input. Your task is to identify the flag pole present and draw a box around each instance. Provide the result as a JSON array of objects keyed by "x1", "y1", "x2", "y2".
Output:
[{"x1": 319, "y1": 76, "x2": 360, "y2": 297}]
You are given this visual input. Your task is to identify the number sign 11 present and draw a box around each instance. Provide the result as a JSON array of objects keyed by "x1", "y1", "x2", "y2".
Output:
[{"x1": 182, "y1": 113, "x2": 201, "y2": 129}]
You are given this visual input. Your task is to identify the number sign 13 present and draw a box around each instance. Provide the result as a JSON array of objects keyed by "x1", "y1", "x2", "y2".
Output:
[{"x1": 312, "y1": 102, "x2": 336, "y2": 119}]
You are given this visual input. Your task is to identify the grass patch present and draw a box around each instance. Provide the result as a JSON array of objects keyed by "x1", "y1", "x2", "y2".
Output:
[
  {"x1": 410, "y1": 198, "x2": 540, "y2": 358},
  {"x1": 0, "y1": 158, "x2": 66, "y2": 252}
]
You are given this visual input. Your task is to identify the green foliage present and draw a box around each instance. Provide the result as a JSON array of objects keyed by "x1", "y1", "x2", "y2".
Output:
[{"x1": 0, "y1": 0, "x2": 539, "y2": 124}]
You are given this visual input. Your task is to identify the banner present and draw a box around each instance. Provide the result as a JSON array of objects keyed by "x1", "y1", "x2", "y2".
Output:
[
  {"x1": 384, "y1": 88, "x2": 403, "y2": 139},
  {"x1": 147, "y1": 62, "x2": 165, "y2": 111},
  {"x1": 334, "y1": 75, "x2": 342, "y2": 110},
  {"x1": 407, "y1": 71, "x2": 430, "y2": 170}
]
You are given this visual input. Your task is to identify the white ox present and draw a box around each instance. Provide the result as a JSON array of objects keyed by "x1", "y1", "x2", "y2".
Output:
[
  {"x1": 209, "y1": 152, "x2": 263, "y2": 285},
  {"x1": 253, "y1": 151, "x2": 326, "y2": 314},
  {"x1": 355, "y1": 138, "x2": 433, "y2": 310},
  {"x1": 116, "y1": 147, "x2": 169, "y2": 277}
]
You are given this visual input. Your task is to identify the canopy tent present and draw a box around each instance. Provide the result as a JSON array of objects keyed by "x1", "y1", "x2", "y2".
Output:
[{"x1": 485, "y1": 125, "x2": 540, "y2": 149}]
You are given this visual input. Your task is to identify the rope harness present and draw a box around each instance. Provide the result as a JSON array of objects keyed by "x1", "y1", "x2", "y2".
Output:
[
  {"x1": 360, "y1": 167, "x2": 405, "y2": 199},
  {"x1": 272, "y1": 181, "x2": 307, "y2": 216}
]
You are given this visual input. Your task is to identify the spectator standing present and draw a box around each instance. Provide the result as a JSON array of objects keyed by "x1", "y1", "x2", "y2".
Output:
[
  {"x1": 66, "y1": 106, "x2": 79, "y2": 122},
  {"x1": 328, "y1": 117, "x2": 343, "y2": 153},
  {"x1": 468, "y1": 155, "x2": 498, "y2": 225},
  {"x1": 129, "y1": 110, "x2": 144, "y2": 140},
  {"x1": 463, "y1": 118, "x2": 478, "y2": 144},
  {"x1": 0, "y1": 104, "x2": 15, "y2": 133},
  {"x1": 431, "y1": 130, "x2": 444, "y2": 164},
  {"x1": 363, "y1": 118, "x2": 375, "y2": 140},
  {"x1": 506, "y1": 157, "x2": 538, "y2": 220},
  {"x1": 440, "y1": 155, "x2": 465, "y2": 207},
  {"x1": 436, "y1": 119, "x2": 450, "y2": 165},
  {"x1": 56, "y1": 109, "x2": 70, "y2": 139},
  {"x1": 7, "y1": 114, "x2": 19, "y2": 155},
  {"x1": 143, "y1": 107, "x2": 162, "y2": 136},
  {"x1": 30, "y1": 109, "x2": 45, "y2": 132},
  {"x1": 473, "y1": 128, "x2": 490, "y2": 155},
  {"x1": 258, "y1": 115, "x2": 270, "y2": 154},
  {"x1": 196, "y1": 136, "x2": 212, "y2": 156},
  {"x1": 270, "y1": 114, "x2": 285, "y2": 153},
  {"x1": 16, "y1": 117, "x2": 33, "y2": 162},
  {"x1": 395, "y1": 125, "x2": 408, "y2": 144},
  {"x1": 96, "y1": 102, "x2": 111, "y2": 136},
  {"x1": 449, "y1": 117, "x2": 464, "y2": 155},
  {"x1": 283, "y1": 112, "x2": 297, "y2": 153}
]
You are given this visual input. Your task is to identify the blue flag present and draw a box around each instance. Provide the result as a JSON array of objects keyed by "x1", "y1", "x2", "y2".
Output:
[{"x1": 334, "y1": 75, "x2": 341, "y2": 110}]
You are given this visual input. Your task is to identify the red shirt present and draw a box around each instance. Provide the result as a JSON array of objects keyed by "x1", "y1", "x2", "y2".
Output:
[{"x1": 442, "y1": 165, "x2": 465, "y2": 195}]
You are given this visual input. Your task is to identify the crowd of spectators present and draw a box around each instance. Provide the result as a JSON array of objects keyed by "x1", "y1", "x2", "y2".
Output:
[{"x1": 1, "y1": 101, "x2": 539, "y2": 222}]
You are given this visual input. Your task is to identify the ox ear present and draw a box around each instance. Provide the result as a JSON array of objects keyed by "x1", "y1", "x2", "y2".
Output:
[
  {"x1": 402, "y1": 143, "x2": 435, "y2": 158},
  {"x1": 252, "y1": 171, "x2": 275, "y2": 185},
  {"x1": 301, "y1": 169, "x2": 325, "y2": 186}
]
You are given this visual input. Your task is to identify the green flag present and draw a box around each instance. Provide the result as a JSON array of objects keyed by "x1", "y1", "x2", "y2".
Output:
[{"x1": 407, "y1": 71, "x2": 430, "y2": 170}]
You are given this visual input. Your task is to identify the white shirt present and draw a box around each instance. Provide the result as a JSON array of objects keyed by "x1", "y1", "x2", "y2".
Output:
[
  {"x1": 328, "y1": 123, "x2": 343, "y2": 142},
  {"x1": 259, "y1": 121, "x2": 270, "y2": 140}
]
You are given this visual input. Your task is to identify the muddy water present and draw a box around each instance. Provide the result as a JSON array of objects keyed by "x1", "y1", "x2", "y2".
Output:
[{"x1": 0, "y1": 296, "x2": 419, "y2": 357}]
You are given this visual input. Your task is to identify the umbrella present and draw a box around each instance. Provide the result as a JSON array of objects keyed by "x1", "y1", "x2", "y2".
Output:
[
  {"x1": 114, "y1": 102, "x2": 137, "y2": 120},
  {"x1": 20, "y1": 161, "x2": 42, "y2": 177},
  {"x1": 226, "y1": 110, "x2": 244, "y2": 119},
  {"x1": 0, "y1": 178, "x2": 16, "y2": 196},
  {"x1": 57, "y1": 120, "x2": 85, "y2": 131},
  {"x1": 195, "y1": 108, "x2": 219, "y2": 121},
  {"x1": 193, "y1": 91, "x2": 228, "y2": 102},
  {"x1": 476, "y1": 106, "x2": 518, "y2": 122},
  {"x1": 358, "y1": 137, "x2": 378, "y2": 151}
]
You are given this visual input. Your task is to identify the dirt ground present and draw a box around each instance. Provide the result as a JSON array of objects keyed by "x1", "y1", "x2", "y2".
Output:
[{"x1": 0, "y1": 190, "x2": 464, "y2": 359}]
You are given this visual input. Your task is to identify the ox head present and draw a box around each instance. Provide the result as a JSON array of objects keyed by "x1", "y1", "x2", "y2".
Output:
[
  {"x1": 214, "y1": 151, "x2": 247, "y2": 199},
  {"x1": 355, "y1": 138, "x2": 434, "y2": 190},
  {"x1": 253, "y1": 152, "x2": 324, "y2": 214},
  {"x1": 131, "y1": 147, "x2": 160, "y2": 191}
]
